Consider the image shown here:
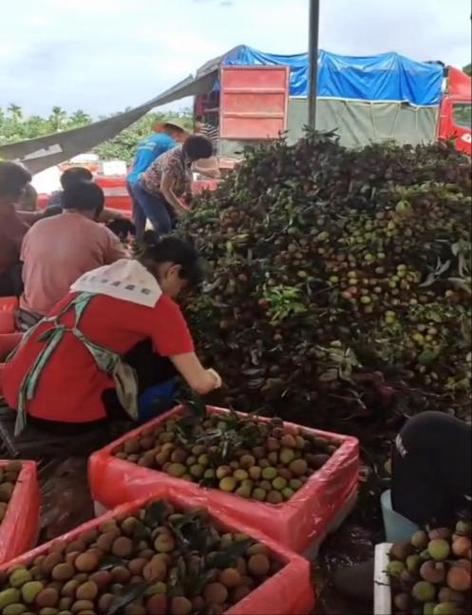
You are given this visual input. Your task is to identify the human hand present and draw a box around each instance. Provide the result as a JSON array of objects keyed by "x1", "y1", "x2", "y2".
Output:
[{"x1": 207, "y1": 368, "x2": 223, "y2": 390}]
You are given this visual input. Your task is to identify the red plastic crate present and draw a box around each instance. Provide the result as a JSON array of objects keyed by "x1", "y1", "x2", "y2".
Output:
[
  {"x1": 0, "y1": 298, "x2": 18, "y2": 334},
  {"x1": 0, "y1": 460, "x2": 40, "y2": 564},
  {"x1": 0, "y1": 487, "x2": 315, "y2": 615},
  {"x1": 89, "y1": 406, "x2": 359, "y2": 554}
]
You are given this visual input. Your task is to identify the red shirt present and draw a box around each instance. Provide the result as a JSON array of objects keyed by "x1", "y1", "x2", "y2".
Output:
[{"x1": 3, "y1": 293, "x2": 194, "y2": 423}]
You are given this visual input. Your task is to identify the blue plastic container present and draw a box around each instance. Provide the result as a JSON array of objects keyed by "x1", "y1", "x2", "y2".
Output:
[
  {"x1": 138, "y1": 379, "x2": 178, "y2": 423},
  {"x1": 381, "y1": 490, "x2": 419, "y2": 543}
]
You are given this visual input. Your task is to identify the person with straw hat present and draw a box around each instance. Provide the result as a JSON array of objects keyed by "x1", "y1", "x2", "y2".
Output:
[{"x1": 127, "y1": 120, "x2": 188, "y2": 240}]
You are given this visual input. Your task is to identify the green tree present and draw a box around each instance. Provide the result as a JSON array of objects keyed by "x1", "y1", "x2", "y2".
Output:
[
  {"x1": 49, "y1": 106, "x2": 68, "y2": 131},
  {"x1": 94, "y1": 109, "x2": 193, "y2": 163},
  {"x1": 0, "y1": 105, "x2": 193, "y2": 161},
  {"x1": 69, "y1": 109, "x2": 92, "y2": 126},
  {"x1": 7, "y1": 103, "x2": 22, "y2": 121},
  {"x1": 463, "y1": 64, "x2": 472, "y2": 76}
]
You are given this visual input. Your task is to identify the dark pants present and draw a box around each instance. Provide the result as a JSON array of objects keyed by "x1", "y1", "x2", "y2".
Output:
[
  {"x1": 22, "y1": 340, "x2": 178, "y2": 435},
  {"x1": 0, "y1": 264, "x2": 23, "y2": 298},
  {"x1": 102, "y1": 339, "x2": 177, "y2": 419},
  {"x1": 127, "y1": 180, "x2": 146, "y2": 242},
  {"x1": 16, "y1": 308, "x2": 42, "y2": 332},
  {"x1": 392, "y1": 411, "x2": 471, "y2": 526},
  {"x1": 133, "y1": 182, "x2": 176, "y2": 239}
]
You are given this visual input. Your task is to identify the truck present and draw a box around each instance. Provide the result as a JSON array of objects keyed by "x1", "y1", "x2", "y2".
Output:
[
  {"x1": 193, "y1": 46, "x2": 471, "y2": 158},
  {"x1": 34, "y1": 46, "x2": 472, "y2": 215}
]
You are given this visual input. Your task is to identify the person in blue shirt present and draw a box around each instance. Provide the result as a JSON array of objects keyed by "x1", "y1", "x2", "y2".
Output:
[{"x1": 127, "y1": 122, "x2": 187, "y2": 240}]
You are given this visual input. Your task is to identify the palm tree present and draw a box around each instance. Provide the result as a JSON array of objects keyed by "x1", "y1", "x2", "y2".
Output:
[
  {"x1": 69, "y1": 109, "x2": 92, "y2": 127},
  {"x1": 49, "y1": 106, "x2": 68, "y2": 131},
  {"x1": 7, "y1": 104, "x2": 23, "y2": 121}
]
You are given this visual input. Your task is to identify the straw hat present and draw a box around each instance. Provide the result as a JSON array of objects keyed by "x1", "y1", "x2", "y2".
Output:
[{"x1": 155, "y1": 119, "x2": 189, "y2": 133}]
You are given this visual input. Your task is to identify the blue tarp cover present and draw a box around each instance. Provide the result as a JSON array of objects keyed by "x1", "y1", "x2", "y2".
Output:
[{"x1": 222, "y1": 46, "x2": 443, "y2": 106}]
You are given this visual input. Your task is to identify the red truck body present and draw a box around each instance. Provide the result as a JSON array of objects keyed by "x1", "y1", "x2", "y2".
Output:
[
  {"x1": 437, "y1": 67, "x2": 472, "y2": 155},
  {"x1": 36, "y1": 67, "x2": 471, "y2": 217}
]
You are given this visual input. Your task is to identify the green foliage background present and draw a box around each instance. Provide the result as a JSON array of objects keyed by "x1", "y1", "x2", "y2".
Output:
[{"x1": 0, "y1": 106, "x2": 193, "y2": 163}]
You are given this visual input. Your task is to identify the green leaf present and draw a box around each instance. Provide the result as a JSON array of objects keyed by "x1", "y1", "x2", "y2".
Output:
[
  {"x1": 99, "y1": 555, "x2": 124, "y2": 570},
  {"x1": 143, "y1": 501, "x2": 167, "y2": 529},
  {"x1": 108, "y1": 582, "x2": 148, "y2": 615},
  {"x1": 169, "y1": 513, "x2": 208, "y2": 553},
  {"x1": 418, "y1": 349, "x2": 439, "y2": 366},
  {"x1": 187, "y1": 567, "x2": 218, "y2": 598},
  {"x1": 208, "y1": 540, "x2": 252, "y2": 569}
]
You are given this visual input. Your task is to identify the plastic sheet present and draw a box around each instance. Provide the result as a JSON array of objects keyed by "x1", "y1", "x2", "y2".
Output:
[
  {"x1": 89, "y1": 406, "x2": 359, "y2": 554},
  {"x1": 222, "y1": 46, "x2": 443, "y2": 105},
  {"x1": 0, "y1": 487, "x2": 316, "y2": 615},
  {"x1": 0, "y1": 460, "x2": 40, "y2": 564}
]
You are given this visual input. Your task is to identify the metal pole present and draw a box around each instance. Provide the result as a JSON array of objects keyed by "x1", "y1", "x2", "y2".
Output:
[{"x1": 308, "y1": 0, "x2": 320, "y2": 130}]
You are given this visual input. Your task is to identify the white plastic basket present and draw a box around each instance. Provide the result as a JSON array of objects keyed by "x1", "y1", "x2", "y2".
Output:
[{"x1": 374, "y1": 543, "x2": 392, "y2": 615}]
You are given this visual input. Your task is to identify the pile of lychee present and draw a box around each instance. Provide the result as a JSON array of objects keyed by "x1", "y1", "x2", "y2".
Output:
[
  {"x1": 0, "y1": 499, "x2": 283, "y2": 615},
  {"x1": 114, "y1": 412, "x2": 339, "y2": 503},
  {"x1": 387, "y1": 520, "x2": 471, "y2": 615},
  {"x1": 0, "y1": 462, "x2": 22, "y2": 524}
]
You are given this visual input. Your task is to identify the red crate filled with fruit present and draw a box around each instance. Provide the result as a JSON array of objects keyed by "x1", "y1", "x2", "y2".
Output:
[
  {"x1": 89, "y1": 404, "x2": 359, "y2": 554},
  {"x1": 0, "y1": 461, "x2": 40, "y2": 564},
  {"x1": 0, "y1": 487, "x2": 315, "y2": 615}
]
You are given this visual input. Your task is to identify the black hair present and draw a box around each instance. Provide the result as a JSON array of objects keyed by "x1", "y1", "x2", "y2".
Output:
[
  {"x1": 106, "y1": 218, "x2": 136, "y2": 240},
  {"x1": 183, "y1": 135, "x2": 213, "y2": 161},
  {"x1": 0, "y1": 162, "x2": 32, "y2": 200},
  {"x1": 60, "y1": 166, "x2": 93, "y2": 190},
  {"x1": 62, "y1": 180, "x2": 105, "y2": 215},
  {"x1": 139, "y1": 232, "x2": 204, "y2": 288}
]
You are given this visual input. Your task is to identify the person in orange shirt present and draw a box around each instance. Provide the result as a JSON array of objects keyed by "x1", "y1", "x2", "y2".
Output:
[{"x1": 18, "y1": 180, "x2": 126, "y2": 329}]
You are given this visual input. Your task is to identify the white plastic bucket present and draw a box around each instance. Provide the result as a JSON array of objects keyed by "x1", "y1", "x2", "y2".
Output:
[
  {"x1": 381, "y1": 490, "x2": 419, "y2": 543},
  {"x1": 374, "y1": 542, "x2": 392, "y2": 615}
]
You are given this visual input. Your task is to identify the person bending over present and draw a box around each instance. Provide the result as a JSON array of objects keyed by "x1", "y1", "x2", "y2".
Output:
[
  {"x1": 134, "y1": 135, "x2": 213, "y2": 239},
  {"x1": 3, "y1": 236, "x2": 222, "y2": 435},
  {"x1": 18, "y1": 180, "x2": 125, "y2": 329},
  {"x1": 46, "y1": 166, "x2": 129, "y2": 226},
  {"x1": 127, "y1": 121, "x2": 187, "y2": 240},
  {"x1": 334, "y1": 411, "x2": 471, "y2": 601}
]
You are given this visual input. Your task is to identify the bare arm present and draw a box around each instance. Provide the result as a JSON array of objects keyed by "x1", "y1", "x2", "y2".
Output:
[
  {"x1": 192, "y1": 158, "x2": 221, "y2": 179},
  {"x1": 160, "y1": 171, "x2": 189, "y2": 217},
  {"x1": 16, "y1": 211, "x2": 44, "y2": 225},
  {"x1": 170, "y1": 353, "x2": 222, "y2": 395}
]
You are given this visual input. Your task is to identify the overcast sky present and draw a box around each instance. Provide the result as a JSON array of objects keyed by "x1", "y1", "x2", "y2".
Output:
[{"x1": 0, "y1": 0, "x2": 470, "y2": 117}]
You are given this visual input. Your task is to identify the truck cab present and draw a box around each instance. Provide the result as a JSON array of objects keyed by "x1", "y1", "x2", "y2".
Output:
[{"x1": 438, "y1": 67, "x2": 472, "y2": 155}]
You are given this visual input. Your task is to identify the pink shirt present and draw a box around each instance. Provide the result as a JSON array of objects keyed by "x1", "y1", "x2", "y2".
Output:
[{"x1": 20, "y1": 212, "x2": 126, "y2": 316}]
